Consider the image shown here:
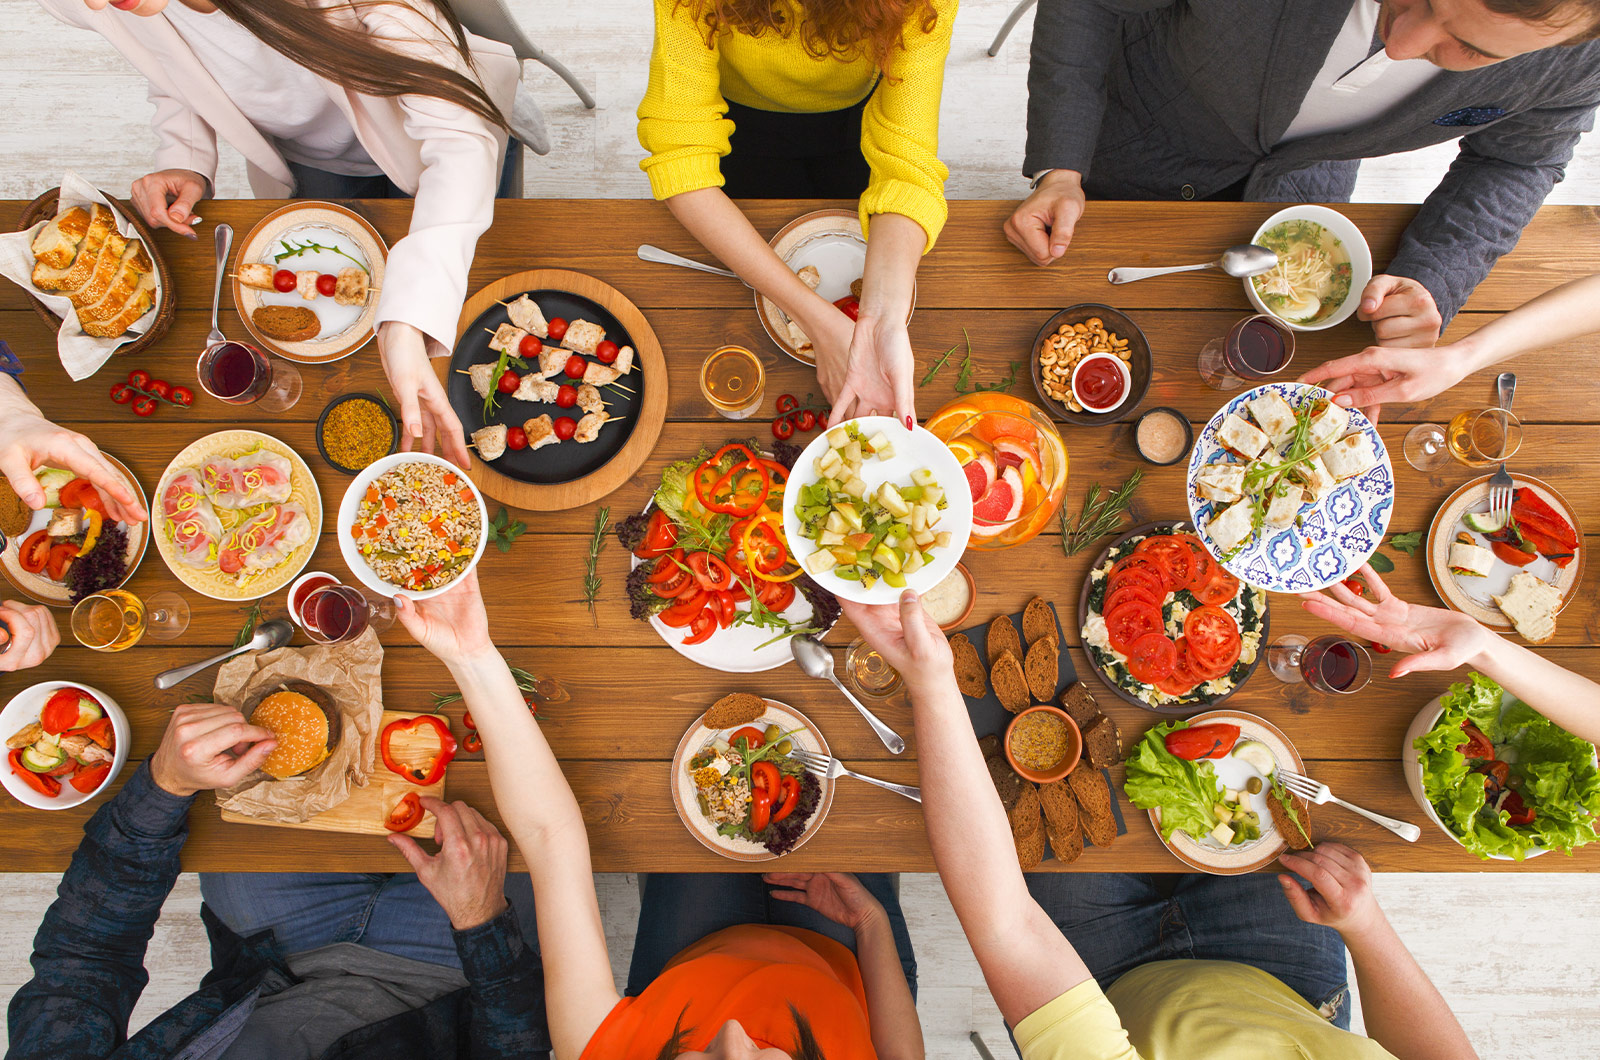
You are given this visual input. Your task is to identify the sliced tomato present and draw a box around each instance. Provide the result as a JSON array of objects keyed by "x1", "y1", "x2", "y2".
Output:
[
  {"x1": 771, "y1": 774, "x2": 802, "y2": 822},
  {"x1": 384, "y1": 792, "x2": 425, "y2": 832},
  {"x1": 1111, "y1": 553, "x2": 1171, "y2": 592},
  {"x1": 687, "y1": 551, "x2": 734, "y2": 592},
  {"x1": 46, "y1": 542, "x2": 77, "y2": 582},
  {"x1": 1104, "y1": 582, "x2": 1162, "y2": 616},
  {"x1": 682, "y1": 607, "x2": 718, "y2": 645},
  {"x1": 1106, "y1": 601, "x2": 1163, "y2": 656},
  {"x1": 647, "y1": 548, "x2": 686, "y2": 583},
  {"x1": 69, "y1": 762, "x2": 111, "y2": 794},
  {"x1": 714, "y1": 590, "x2": 737, "y2": 629},
  {"x1": 59, "y1": 479, "x2": 108, "y2": 518},
  {"x1": 1125, "y1": 633, "x2": 1177, "y2": 683},
  {"x1": 1107, "y1": 564, "x2": 1166, "y2": 599},
  {"x1": 659, "y1": 589, "x2": 709, "y2": 627},
  {"x1": 40, "y1": 689, "x2": 82, "y2": 735},
  {"x1": 750, "y1": 786, "x2": 773, "y2": 832},
  {"x1": 756, "y1": 578, "x2": 796, "y2": 613},
  {"x1": 752, "y1": 760, "x2": 780, "y2": 795},
  {"x1": 651, "y1": 565, "x2": 694, "y2": 599},
  {"x1": 1502, "y1": 790, "x2": 1536, "y2": 827},
  {"x1": 1193, "y1": 564, "x2": 1241, "y2": 606},
  {"x1": 1154, "y1": 638, "x2": 1203, "y2": 697},
  {"x1": 1490, "y1": 540, "x2": 1538, "y2": 567},
  {"x1": 1184, "y1": 605, "x2": 1241, "y2": 673},
  {"x1": 729, "y1": 726, "x2": 766, "y2": 750},
  {"x1": 1136, "y1": 537, "x2": 1196, "y2": 590},
  {"x1": 1460, "y1": 722, "x2": 1494, "y2": 760},
  {"x1": 18, "y1": 530, "x2": 50, "y2": 575},
  {"x1": 1180, "y1": 537, "x2": 1217, "y2": 592},
  {"x1": 634, "y1": 510, "x2": 680, "y2": 560}
]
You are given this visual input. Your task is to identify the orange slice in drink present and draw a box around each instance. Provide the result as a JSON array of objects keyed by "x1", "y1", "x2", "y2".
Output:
[{"x1": 970, "y1": 411, "x2": 1039, "y2": 446}]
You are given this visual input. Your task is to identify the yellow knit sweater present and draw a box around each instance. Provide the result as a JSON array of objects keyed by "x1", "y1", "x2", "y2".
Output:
[{"x1": 637, "y1": 0, "x2": 955, "y2": 251}]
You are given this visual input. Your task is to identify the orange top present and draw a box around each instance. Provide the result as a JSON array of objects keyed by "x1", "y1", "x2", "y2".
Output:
[{"x1": 581, "y1": 925, "x2": 877, "y2": 1059}]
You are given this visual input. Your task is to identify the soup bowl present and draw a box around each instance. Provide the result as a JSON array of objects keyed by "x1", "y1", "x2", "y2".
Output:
[{"x1": 1243, "y1": 205, "x2": 1373, "y2": 332}]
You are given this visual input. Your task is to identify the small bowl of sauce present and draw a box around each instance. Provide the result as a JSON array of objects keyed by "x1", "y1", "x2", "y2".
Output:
[
  {"x1": 1071, "y1": 354, "x2": 1133, "y2": 415},
  {"x1": 1134, "y1": 407, "x2": 1193, "y2": 467},
  {"x1": 922, "y1": 562, "x2": 976, "y2": 632},
  {"x1": 1004, "y1": 705, "x2": 1083, "y2": 784},
  {"x1": 287, "y1": 571, "x2": 340, "y2": 632}
]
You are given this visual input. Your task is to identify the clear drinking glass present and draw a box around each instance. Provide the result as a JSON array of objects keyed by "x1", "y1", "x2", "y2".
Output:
[
  {"x1": 1403, "y1": 423, "x2": 1453, "y2": 472},
  {"x1": 845, "y1": 637, "x2": 903, "y2": 698},
  {"x1": 1446, "y1": 407, "x2": 1523, "y2": 468},
  {"x1": 1197, "y1": 314, "x2": 1296, "y2": 391},
  {"x1": 197, "y1": 340, "x2": 302, "y2": 412},
  {"x1": 301, "y1": 584, "x2": 394, "y2": 644},
  {"x1": 1268, "y1": 633, "x2": 1371, "y2": 694},
  {"x1": 699, "y1": 344, "x2": 766, "y2": 420},
  {"x1": 71, "y1": 589, "x2": 146, "y2": 652}
]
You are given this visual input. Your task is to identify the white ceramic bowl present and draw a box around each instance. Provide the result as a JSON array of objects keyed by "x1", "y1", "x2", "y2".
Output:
[
  {"x1": 1070, "y1": 353, "x2": 1133, "y2": 414},
  {"x1": 337, "y1": 453, "x2": 489, "y2": 601},
  {"x1": 286, "y1": 570, "x2": 339, "y2": 628},
  {"x1": 1243, "y1": 205, "x2": 1373, "y2": 332},
  {"x1": 0, "y1": 681, "x2": 129, "y2": 810},
  {"x1": 782, "y1": 416, "x2": 972, "y2": 605}
]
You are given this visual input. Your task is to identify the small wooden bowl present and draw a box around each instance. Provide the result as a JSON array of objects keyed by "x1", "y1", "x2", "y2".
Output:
[
  {"x1": 16, "y1": 187, "x2": 176, "y2": 358},
  {"x1": 1004, "y1": 705, "x2": 1082, "y2": 784},
  {"x1": 1029, "y1": 303, "x2": 1152, "y2": 427}
]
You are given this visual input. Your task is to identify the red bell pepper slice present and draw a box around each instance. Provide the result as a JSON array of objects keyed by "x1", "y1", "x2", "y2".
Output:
[
  {"x1": 379, "y1": 716, "x2": 457, "y2": 786},
  {"x1": 10, "y1": 749, "x2": 60, "y2": 798},
  {"x1": 70, "y1": 762, "x2": 111, "y2": 794},
  {"x1": 65, "y1": 717, "x2": 116, "y2": 750},
  {"x1": 385, "y1": 791, "x2": 425, "y2": 832},
  {"x1": 1163, "y1": 723, "x2": 1242, "y2": 761},
  {"x1": 772, "y1": 775, "x2": 802, "y2": 823}
]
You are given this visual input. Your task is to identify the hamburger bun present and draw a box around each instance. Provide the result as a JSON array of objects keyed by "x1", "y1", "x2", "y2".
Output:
[{"x1": 249, "y1": 683, "x2": 339, "y2": 779}]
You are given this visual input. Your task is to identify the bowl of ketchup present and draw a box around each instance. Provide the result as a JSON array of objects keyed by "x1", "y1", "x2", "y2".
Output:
[
  {"x1": 1071, "y1": 354, "x2": 1133, "y2": 415},
  {"x1": 1028, "y1": 303, "x2": 1152, "y2": 426}
]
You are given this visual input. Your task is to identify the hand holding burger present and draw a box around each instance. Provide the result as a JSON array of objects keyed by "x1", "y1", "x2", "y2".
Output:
[{"x1": 149, "y1": 703, "x2": 278, "y2": 798}]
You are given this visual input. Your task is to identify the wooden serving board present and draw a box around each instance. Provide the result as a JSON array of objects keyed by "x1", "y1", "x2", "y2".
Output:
[{"x1": 220, "y1": 710, "x2": 450, "y2": 838}]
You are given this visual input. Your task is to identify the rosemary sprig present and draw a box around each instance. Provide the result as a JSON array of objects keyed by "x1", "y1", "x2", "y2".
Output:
[
  {"x1": 1058, "y1": 471, "x2": 1144, "y2": 556},
  {"x1": 273, "y1": 238, "x2": 370, "y2": 273},
  {"x1": 431, "y1": 666, "x2": 561, "y2": 709},
  {"x1": 584, "y1": 507, "x2": 609, "y2": 623},
  {"x1": 234, "y1": 599, "x2": 265, "y2": 649}
]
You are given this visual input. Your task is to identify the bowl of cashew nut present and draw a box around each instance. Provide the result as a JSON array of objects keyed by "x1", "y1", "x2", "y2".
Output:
[{"x1": 1029, "y1": 303, "x2": 1152, "y2": 427}]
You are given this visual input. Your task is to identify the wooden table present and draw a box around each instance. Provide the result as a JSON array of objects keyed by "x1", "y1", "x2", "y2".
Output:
[{"x1": 2, "y1": 198, "x2": 1598, "y2": 874}]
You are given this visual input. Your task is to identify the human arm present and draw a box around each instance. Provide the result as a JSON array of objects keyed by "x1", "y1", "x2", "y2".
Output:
[
  {"x1": 765, "y1": 872, "x2": 923, "y2": 1060},
  {"x1": 394, "y1": 573, "x2": 619, "y2": 1058},
  {"x1": 1278, "y1": 844, "x2": 1477, "y2": 1060},
  {"x1": 6, "y1": 705, "x2": 275, "y2": 1060},
  {"x1": 125, "y1": 78, "x2": 218, "y2": 239},
  {"x1": 1300, "y1": 565, "x2": 1600, "y2": 746},
  {"x1": 0, "y1": 375, "x2": 146, "y2": 523},
  {"x1": 826, "y1": 212, "x2": 924, "y2": 425},
  {"x1": 0, "y1": 601, "x2": 60, "y2": 673}
]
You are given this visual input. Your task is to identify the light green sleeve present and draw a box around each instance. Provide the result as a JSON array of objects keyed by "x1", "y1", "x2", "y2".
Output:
[{"x1": 1014, "y1": 980, "x2": 1144, "y2": 1060}]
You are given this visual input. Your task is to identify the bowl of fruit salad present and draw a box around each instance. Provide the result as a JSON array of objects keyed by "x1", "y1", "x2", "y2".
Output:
[{"x1": 924, "y1": 395, "x2": 1069, "y2": 550}]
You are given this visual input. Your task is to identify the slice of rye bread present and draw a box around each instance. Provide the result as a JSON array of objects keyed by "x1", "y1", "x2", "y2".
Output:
[
  {"x1": 1269, "y1": 787, "x2": 1315, "y2": 850},
  {"x1": 1022, "y1": 596, "x2": 1055, "y2": 646},
  {"x1": 1008, "y1": 783, "x2": 1042, "y2": 840},
  {"x1": 1081, "y1": 714, "x2": 1123, "y2": 768},
  {"x1": 1024, "y1": 636, "x2": 1060, "y2": 702},
  {"x1": 1067, "y1": 767, "x2": 1118, "y2": 847},
  {"x1": 991, "y1": 649, "x2": 1031, "y2": 714},
  {"x1": 1058, "y1": 682, "x2": 1101, "y2": 728},
  {"x1": 987, "y1": 753, "x2": 1026, "y2": 811},
  {"x1": 950, "y1": 634, "x2": 989, "y2": 699},
  {"x1": 978, "y1": 733, "x2": 1002, "y2": 760},
  {"x1": 1038, "y1": 779, "x2": 1084, "y2": 864},
  {"x1": 1015, "y1": 808, "x2": 1047, "y2": 871},
  {"x1": 705, "y1": 692, "x2": 767, "y2": 730},
  {"x1": 986, "y1": 614, "x2": 1022, "y2": 666}
]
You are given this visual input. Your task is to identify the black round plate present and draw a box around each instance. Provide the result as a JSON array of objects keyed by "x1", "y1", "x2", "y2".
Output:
[{"x1": 450, "y1": 290, "x2": 642, "y2": 485}]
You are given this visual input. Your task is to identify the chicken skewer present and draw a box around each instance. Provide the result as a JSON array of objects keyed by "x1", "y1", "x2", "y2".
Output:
[{"x1": 235, "y1": 264, "x2": 375, "y2": 305}]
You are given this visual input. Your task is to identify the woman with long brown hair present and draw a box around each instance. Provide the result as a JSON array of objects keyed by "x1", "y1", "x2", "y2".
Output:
[
  {"x1": 638, "y1": 0, "x2": 955, "y2": 428},
  {"x1": 38, "y1": 0, "x2": 548, "y2": 466}
]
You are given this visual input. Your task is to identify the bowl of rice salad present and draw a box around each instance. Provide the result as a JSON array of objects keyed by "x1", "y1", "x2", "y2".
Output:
[{"x1": 337, "y1": 452, "x2": 488, "y2": 600}]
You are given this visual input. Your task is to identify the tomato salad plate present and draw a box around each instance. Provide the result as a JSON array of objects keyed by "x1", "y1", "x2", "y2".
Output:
[
  {"x1": 1187, "y1": 382, "x2": 1393, "y2": 592},
  {"x1": 1079, "y1": 522, "x2": 1268, "y2": 715},
  {"x1": 1, "y1": 681, "x2": 128, "y2": 810},
  {"x1": 620, "y1": 441, "x2": 840, "y2": 673},
  {"x1": 1124, "y1": 711, "x2": 1308, "y2": 875},
  {"x1": 1, "y1": 456, "x2": 148, "y2": 608},
  {"x1": 670, "y1": 697, "x2": 834, "y2": 862}
]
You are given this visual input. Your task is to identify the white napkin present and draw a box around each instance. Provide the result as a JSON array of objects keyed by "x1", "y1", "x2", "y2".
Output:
[{"x1": 0, "y1": 171, "x2": 164, "y2": 381}]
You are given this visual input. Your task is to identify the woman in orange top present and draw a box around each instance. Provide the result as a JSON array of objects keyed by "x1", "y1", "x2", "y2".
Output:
[{"x1": 394, "y1": 573, "x2": 924, "y2": 1060}]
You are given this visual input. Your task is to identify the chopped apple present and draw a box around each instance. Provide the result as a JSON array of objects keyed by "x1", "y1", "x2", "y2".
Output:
[
  {"x1": 819, "y1": 530, "x2": 845, "y2": 546},
  {"x1": 824, "y1": 510, "x2": 846, "y2": 534},
  {"x1": 934, "y1": 531, "x2": 953, "y2": 548},
  {"x1": 911, "y1": 528, "x2": 935, "y2": 548},
  {"x1": 836, "y1": 503, "x2": 864, "y2": 531},
  {"x1": 828, "y1": 546, "x2": 858, "y2": 564},
  {"x1": 867, "y1": 431, "x2": 893, "y2": 455},
  {"x1": 911, "y1": 467, "x2": 936, "y2": 487},
  {"x1": 872, "y1": 543, "x2": 902, "y2": 573},
  {"x1": 922, "y1": 486, "x2": 944, "y2": 507},
  {"x1": 844, "y1": 441, "x2": 863, "y2": 466},
  {"x1": 805, "y1": 550, "x2": 837, "y2": 574},
  {"x1": 910, "y1": 506, "x2": 927, "y2": 533},
  {"x1": 843, "y1": 476, "x2": 868, "y2": 499},
  {"x1": 844, "y1": 532, "x2": 875, "y2": 550},
  {"x1": 878, "y1": 483, "x2": 911, "y2": 518},
  {"x1": 902, "y1": 551, "x2": 925, "y2": 574},
  {"x1": 827, "y1": 426, "x2": 849, "y2": 448}
]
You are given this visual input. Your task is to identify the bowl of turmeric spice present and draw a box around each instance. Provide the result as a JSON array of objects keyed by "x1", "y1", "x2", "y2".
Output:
[{"x1": 317, "y1": 393, "x2": 399, "y2": 475}]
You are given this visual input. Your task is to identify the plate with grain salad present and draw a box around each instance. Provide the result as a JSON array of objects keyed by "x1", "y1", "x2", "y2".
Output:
[{"x1": 337, "y1": 453, "x2": 488, "y2": 600}]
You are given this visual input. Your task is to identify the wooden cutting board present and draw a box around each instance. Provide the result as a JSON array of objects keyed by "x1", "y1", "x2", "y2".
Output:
[{"x1": 220, "y1": 710, "x2": 450, "y2": 839}]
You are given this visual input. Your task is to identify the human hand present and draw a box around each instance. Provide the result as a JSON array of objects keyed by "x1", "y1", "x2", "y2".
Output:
[
  {"x1": 0, "y1": 390, "x2": 146, "y2": 524},
  {"x1": 1003, "y1": 170, "x2": 1086, "y2": 266},
  {"x1": 148, "y1": 703, "x2": 278, "y2": 798},
  {"x1": 0, "y1": 602, "x2": 60, "y2": 672},
  {"x1": 1299, "y1": 344, "x2": 1470, "y2": 423},
  {"x1": 390, "y1": 796, "x2": 510, "y2": 930},
  {"x1": 393, "y1": 569, "x2": 494, "y2": 666},
  {"x1": 822, "y1": 316, "x2": 917, "y2": 429},
  {"x1": 1357, "y1": 275, "x2": 1443, "y2": 347},
  {"x1": 764, "y1": 871, "x2": 886, "y2": 932},
  {"x1": 379, "y1": 321, "x2": 470, "y2": 468},
  {"x1": 1298, "y1": 564, "x2": 1495, "y2": 679},
  {"x1": 840, "y1": 590, "x2": 952, "y2": 694},
  {"x1": 1278, "y1": 842, "x2": 1386, "y2": 941},
  {"x1": 129, "y1": 169, "x2": 207, "y2": 239}
]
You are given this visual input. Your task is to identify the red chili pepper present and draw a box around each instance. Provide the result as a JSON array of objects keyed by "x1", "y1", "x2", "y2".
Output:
[
  {"x1": 384, "y1": 791, "x2": 425, "y2": 832},
  {"x1": 379, "y1": 715, "x2": 457, "y2": 786}
]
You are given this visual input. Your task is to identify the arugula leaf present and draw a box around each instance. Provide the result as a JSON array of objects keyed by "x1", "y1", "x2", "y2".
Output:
[{"x1": 1388, "y1": 531, "x2": 1423, "y2": 556}]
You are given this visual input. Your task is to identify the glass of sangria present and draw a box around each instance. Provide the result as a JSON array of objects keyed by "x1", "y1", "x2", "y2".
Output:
[{"x1": 924, "y1": 393, "x2": 1069, "y2": 550}]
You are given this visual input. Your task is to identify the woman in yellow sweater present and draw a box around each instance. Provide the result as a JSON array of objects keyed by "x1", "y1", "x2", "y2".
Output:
[{"x1": 638, "y1": 0, "x2": 955, "y2": 426}]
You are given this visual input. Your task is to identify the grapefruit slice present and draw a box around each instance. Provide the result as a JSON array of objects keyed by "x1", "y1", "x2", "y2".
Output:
[
  {"x1": 962, "y1": 454, "x2": 995, "y2": 503},
  {"x1": 973, "y1": 466, "x2": 1025, "y2": 526},
  {"x1": 993, "y1": 437, "x2": 1042, "y2": 473}
]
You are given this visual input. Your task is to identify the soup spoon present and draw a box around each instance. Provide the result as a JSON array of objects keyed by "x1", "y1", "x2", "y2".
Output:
[
  {"x1": 153, "y1": 619, "x2": 293, "y2": 690},
  {"x1": 1108, "y1": 244, "x2": 1278, "y2": 285}
]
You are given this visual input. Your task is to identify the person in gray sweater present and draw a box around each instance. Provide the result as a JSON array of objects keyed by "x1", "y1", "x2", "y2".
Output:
[{"x1": 1007, "y1": 0, "x2": 1600, "y2": 346}]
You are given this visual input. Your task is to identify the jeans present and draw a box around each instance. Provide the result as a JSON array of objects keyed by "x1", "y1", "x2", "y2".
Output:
[
  {"x1": 285, "y1": 138, "x2": 523, "y2": 200},
  {"x1": 1025, "y1": 872, "x2": 1351, "y2": 1028},
  {"x1": 200, "y1": 872, "x2": 537, "y2": 972},
  {"x1": 626, "y1": 872, "x2": 917, "y2": 1001}
]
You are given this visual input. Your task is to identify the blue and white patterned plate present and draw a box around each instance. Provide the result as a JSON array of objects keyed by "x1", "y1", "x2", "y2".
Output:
[{"x1": 1185, "y1": 383, "x2": 1394, "y2": 593}]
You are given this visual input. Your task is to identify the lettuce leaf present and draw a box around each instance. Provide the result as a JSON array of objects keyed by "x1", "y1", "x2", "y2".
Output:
[{"x1": 1124, "y1": 721, "x2": 1224, "y2": 843}]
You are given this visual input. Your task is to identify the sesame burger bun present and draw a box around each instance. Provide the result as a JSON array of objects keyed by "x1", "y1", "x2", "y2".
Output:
[{"x1": 248, "y1": 683, "x2": 339, "y2": 780}]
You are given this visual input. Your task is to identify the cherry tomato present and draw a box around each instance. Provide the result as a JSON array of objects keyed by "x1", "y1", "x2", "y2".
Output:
[
  {"x1": 775, "y1": 394, "x2": 799, "y2": 414},
  {"x1": 1371, "y1": 641, "x2": 1392, "y2": 654},
  {"x1": 555, "y1": 384, "x2": 578, "y2": 408},
  {"x1": 595, "y1": 339, "x2": 619, "y2": 364},
  {"x1": 771, "y1": 416, "x2": 795, "y2": 440},
  {"x1": 463, "y1": 731, "x2": 483, "y2": 754},
  {"x1": 497, "y1": 370, "x2": 520, "y2": 394},
  {"x1": 553, "y1": 416, "x2": 577, "y2": 441},
  {"x1": 1341, "y1": 577, "x2": 1366, "y2": 597},
  {"x1": 273, "y1": 269, "x2": 298, "y2": 292},
  {"x1": 316, "y1": 273, "x2": 338, "y2": 297},
  {"x1": 110, "y1": 384, "x2": 134, "y2": 404},
  {"x1": 817, "y1": 411, "x2": 829, "y2": 429},
  {"x1": 132, "y1": 397, "x2": 157, "y2": 417},
  {"x1": 506, "y1": 426, "x2": 528, "y2": 450},
  {"x1": 518, "y1": 334, "x2": 543, "y2": 358},
  {"x1": 795, "y1": 409, "x2": 817, "y2": 431},
  {"x1": 833, "y1": 295, "x2": 861, "y2": 321},
  {"x1": 169, "y1": 385, "x2": 194, "y2": 407},
  {"x1": 547, "y1": 317, "x2": 569, "y2": 342},
  {"x1": 563, "y1": 354, "x2": 587, "y2": 379},
  {"x1": 147, "y1": 379, "x2": 172, "y2": 400},
  {"x1": 127, "y1": 369, "x2": 151, "y2": 390}
]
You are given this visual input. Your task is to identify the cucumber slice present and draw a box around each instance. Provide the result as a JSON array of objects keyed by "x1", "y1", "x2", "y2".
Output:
[
  {"x1": 1463, "y1": 509, "x2": 1508, "y2": 533},
  {"x1": 72, "y1": 697, "x2": 104, "y2": 730},
  {"x1": 21, "y1": 744, "x2": 67, "y2": 773}
]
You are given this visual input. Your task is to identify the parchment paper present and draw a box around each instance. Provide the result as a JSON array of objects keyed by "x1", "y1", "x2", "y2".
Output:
[
  {"x1": 213, "y1": 627, "x2": 384, "y2": 823},
  {"x1": 0, "y1": 171, "x2": 163, "y2": 381}
]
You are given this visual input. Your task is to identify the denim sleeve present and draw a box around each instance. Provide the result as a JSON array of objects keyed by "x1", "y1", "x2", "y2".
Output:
[
  {"x1": 452, "y1": 904, "x2": 550, "y2": 1059},
  {"x1": 6, "y1": 761, "x2": 195, "y2": 1060}
]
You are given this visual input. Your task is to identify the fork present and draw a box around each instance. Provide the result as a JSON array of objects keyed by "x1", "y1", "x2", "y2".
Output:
[
  {"x1": 788, "y1": 748, "x2": 922, "y2": 803},
  {"x1": 1275, "y1": 768, "x2": 1420, "y2": 842},
  {"x1": 1487, "y1": 372, "x2": 1517, "y2": 526}
]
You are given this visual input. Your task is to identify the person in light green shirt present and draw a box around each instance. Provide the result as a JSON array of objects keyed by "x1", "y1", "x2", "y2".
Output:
[{"x1": 843, "y1": 592, "x2": 1480, "y2": 1060}]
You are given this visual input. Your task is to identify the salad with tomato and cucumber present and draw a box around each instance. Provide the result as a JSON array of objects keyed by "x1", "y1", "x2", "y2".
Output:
[
  {"x1": 1081, "y1": 525, "x2": 1266, "y2": 710},
  {"x1": 617, "y1": 441, "x2": 840, "y2": 664},
  {"x1": 5, "y1": 686, "x2": 118, "y2": 802},
  {"x1": 685, "y1": 717, "x2": 822, "y2": 857},
  {"x1": 3, "y1": 464, "x2": 145, "y2": 606}
]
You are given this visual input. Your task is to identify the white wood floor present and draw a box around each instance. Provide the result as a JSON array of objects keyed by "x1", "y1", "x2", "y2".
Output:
[{"x1": 5, "y1": 0, "x2": 1600, "y2": 1054}]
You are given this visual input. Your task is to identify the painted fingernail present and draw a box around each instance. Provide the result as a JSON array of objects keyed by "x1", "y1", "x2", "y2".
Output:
[{"x1": 905, "y1": 415, "x2": 914, "y2": 430}]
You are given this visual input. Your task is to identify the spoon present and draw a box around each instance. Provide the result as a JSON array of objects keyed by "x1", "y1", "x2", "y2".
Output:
[
  {"x1": 153, "y1": 619, "x2": 292, "y2": 691},
  {"x1": 206, "y1": 222, "x2": 233, "y2": 348},
  {"x1": 790, "y1": 636, "x2": 906, "y2": 754},
  {"x1": 1107, "y1": 243, "x2": 1278, "y2": 285},
  {"x1": 637, "y1": 244, "x2": 750, "y2": 286}
]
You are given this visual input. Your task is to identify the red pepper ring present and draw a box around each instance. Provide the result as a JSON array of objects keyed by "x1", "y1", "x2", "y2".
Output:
[
  {"x1": 384, "y1": 791, "x2": 425, "y2": 832},
  {"x1": 379, "y1": 715, "x2": 457, "y2": 786},
  {"x1": 709, "y1": 460, "x2": 771, "y2": 516}
]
